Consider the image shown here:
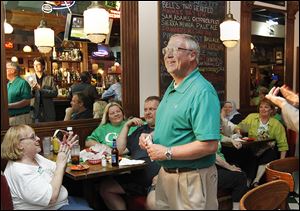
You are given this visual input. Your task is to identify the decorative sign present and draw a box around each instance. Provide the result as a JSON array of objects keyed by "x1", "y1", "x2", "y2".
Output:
[
  {"x1": 5, "y1": 41, "x2": 14, "y2": 49},
  {"x1": 43, "y1": 1, "x2": 75, "y2": 12},
  {"x1": 159, "y1": 1, "x2": 226, "y2": 101},
  {"x1": 109, "y1": 9, "x2": 121, "y2": 19},
  {"x1": 42, "y1": 3, "x2": 53, "y2": 13}
]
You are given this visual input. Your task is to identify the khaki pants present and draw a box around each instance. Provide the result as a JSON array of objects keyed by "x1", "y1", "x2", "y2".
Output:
[
  {"x1": 9, "y1": 113, "x2": 32, "y2": 126},
  {"x1": 155, "y1": 165, "x2": 218, "y2": 210}
]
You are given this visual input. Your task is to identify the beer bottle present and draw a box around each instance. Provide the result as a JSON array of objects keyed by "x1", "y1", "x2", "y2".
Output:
[{"x1": 111, "y1": 139, "x2": 119, "y2": 167}]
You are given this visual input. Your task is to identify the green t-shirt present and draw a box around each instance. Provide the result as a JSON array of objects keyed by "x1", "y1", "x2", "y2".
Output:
[
  {"x1": 7, "y1": 76, "x2": 32, "y2": 116},
  {"x1": 86, "y1": 120, "x2": 137, "y2": 148}
]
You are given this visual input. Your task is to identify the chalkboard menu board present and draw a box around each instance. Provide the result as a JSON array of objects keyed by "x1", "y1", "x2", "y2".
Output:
[{"x1": 159, "y1": 1, "x2": 226, "y2": 101}]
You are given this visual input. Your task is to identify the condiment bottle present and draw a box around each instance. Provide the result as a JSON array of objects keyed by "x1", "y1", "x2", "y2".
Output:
[{"x1": 111, "y1": 139, "x2": 119, "y2": 167}]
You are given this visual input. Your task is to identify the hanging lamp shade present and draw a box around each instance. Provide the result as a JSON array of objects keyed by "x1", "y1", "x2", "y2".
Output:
[
  {"x1": 4, "y1": 20, "x2": 13, "y2": 34},
  {"x1": 84, "y1": 1, "x2": 109, "y2": 44},
  {"x1": 34, "y1": 20, "x2": 54, "y2": 54},
  {"x1": 11, "y1": 56, "x2": 18, "y2": 63},
  {"x1": 220, "y1": 2, "x2": 240, "y2": 48},
  {"x1": 23, "y1": 45, "x2": 32, "y2": 52}
]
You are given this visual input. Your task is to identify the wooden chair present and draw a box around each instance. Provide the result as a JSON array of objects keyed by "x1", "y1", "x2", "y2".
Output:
[
  {"x1": 126, "y1": 195, "x2": 147, "y2": 210},
  {"x1": 265, "y1": 157, "x2": 299, "y2": 192},
  {"x1": 239, "y1": 180, "x2": 290, "y2": 210},
  {"x1": 1, "y1": 171, "x2": 13, "y2": 210}
]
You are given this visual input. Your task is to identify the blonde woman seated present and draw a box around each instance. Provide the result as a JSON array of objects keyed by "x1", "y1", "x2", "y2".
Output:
[
  {"x1": 0, "y1": 125, "x2": 92, "y2": 210},
  {"x1": 85, "y1": 102, "x2": 137, "y2": 153},
  {"x1": 234, "y1": 98, "x2": 288, "y2": 187}
]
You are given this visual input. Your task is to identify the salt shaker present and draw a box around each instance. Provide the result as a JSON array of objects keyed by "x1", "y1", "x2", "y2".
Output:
[{"x1": 101, "y1": 155, "x2": 107, "y2": 167}]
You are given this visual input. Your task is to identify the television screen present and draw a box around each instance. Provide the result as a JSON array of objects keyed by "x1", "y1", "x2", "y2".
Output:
[
  {"x1": 64, "y1": 13, "x2": 90, "y2": 42},
  {"x1": 64, "y1": 13, "x2": 120, "y2": 46}
]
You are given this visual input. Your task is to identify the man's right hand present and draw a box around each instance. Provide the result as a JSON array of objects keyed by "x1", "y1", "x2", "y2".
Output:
[
  {"x1": 139, "y1": 133, "x2": 150, "y2": 150},
  {"x1": 266, "y1": 87, "x2": 287, "y2": 109},
  {"x1": 280, "y1": 85, "x2": 299, "y2": 107}
]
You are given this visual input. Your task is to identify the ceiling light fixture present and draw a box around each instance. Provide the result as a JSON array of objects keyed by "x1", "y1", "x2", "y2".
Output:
[
  {"x1": 4, "y1": 20, "x2": 14, "y2": 34},
  {"x1": 34, "y1": 19, "x2": 54, "y2": 54},
  {"x1": 23, "y1": 45, "x2": 32, "y2": 53},
  {"x1": 220, "y1": 1, "x2": 240, "y2": 48},
  {"x1": 84, "y1": 1, "x2": 109, "y2": 44},
  {"x1": 4, "y1": 2, "x2": 13, "y2": 34}
]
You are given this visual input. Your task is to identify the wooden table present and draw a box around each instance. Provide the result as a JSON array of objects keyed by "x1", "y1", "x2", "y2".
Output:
[
  {"x1": 221, "y1": 139, "x2": 276, "y2": 182},
  {"x1": 44, "y1": 152, "x2": 147, "y2": 208},
  {"x1": 221, "y1": 139, "x2": 275, "y2": 148},
  {"x1": 64, "y1": 161, "x2": 147, "y2": 209},
  {"x1": 65, "y1": 162, "x2": 147, "y2": 181}
]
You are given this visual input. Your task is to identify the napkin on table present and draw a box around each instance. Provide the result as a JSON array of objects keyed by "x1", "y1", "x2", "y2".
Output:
[
  {"x1": 80, "y1": 149, "x2": 102, "y2": 162},
  {"x1": 119, "y1": 158, "x2": 145, "y2": 166}
]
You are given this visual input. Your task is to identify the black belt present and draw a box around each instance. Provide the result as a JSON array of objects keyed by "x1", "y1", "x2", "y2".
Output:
[
  {"x1": 163, "y1": 167, "x2": 197, "y2": 173},
  {"x1": 10, "y1": 112, "x2": 30, "y2": 117}
]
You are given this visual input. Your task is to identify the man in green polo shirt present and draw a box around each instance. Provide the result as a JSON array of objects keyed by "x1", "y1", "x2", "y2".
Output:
[
  {"x1": 6, "y1": 62, "x2": 32, "y2": 125},
  {"x1": 139, "y1": 34, "x2": 220, "y2": 209}
]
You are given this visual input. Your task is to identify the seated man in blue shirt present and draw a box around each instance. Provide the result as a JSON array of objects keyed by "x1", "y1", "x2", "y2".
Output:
[
  {"x1": 99, "y1": 96, "x2": 161, "y2": 210},
  {"x1": 102, "y1": 75, "x2": 122, "y2": 102}
]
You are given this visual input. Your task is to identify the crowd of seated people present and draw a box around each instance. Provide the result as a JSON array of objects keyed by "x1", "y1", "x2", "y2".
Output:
[
  {"x1": 99, "y1": 96, "x2": 161, "y2": 210},
  {"x1": 1, "y1": 95, "x2": 293, "y2": 210},
  {"x1": 233, "y1": 98, "x2": 288, "y2": 187}
]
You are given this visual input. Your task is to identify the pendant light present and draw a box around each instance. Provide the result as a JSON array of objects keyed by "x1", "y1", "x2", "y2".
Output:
[
  {"x1": 34, "y1": 19, "x2": 54, "y2": 54},
  {"x1": 4, "y1": 20, "x2": 13, "y2": 34},
  {"x1": 4, "y1": 2, "x2": 13, "y2": 34},
  {"x1": 23, "y1": 45, "x2": 32, "y2": 53},
  {"x1": 220, "y1": 1, "x2": 240, "y2": 48},
  {"x1": 84, "y1": 1, "x2": 109, "y2": 44}
]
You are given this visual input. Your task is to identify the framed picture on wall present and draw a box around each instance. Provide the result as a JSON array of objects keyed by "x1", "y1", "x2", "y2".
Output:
[
  {"x1": 28, "y1": 60, "x2": 34, "y2": 68},
  {"x1": 275, "y1": 51, "x2": 283, "y2": 60}
]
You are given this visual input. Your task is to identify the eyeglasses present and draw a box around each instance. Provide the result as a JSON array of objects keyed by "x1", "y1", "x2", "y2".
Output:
[
  {"x1": 162, "y1": 47, "x2": 193, "y2": 55},
  {"x1": 20, "y1": 134, "x2": 38, "y2": 142}
]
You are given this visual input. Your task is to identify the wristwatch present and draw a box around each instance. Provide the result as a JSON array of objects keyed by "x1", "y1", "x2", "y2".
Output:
[{"x1": 165, "y1": 147, "x2": 172, "y2": 160}]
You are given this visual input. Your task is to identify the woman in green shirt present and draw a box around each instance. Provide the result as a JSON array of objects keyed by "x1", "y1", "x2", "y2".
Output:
[{"x1": 85, "y1": 102, "x2": 136, "y2": 152}]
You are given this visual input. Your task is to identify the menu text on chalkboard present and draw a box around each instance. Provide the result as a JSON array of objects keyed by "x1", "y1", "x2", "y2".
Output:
[{"x1": 159, "y1": 1, "x2": 226, "y2": 101}]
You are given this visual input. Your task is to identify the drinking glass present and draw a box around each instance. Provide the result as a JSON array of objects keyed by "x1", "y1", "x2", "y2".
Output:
[
  {"x1": 71, "y1": 144, "x2": 80, "y2": 165},
  {"x1": 42, "y1": 137, "x2": 51, "y2": 155}
]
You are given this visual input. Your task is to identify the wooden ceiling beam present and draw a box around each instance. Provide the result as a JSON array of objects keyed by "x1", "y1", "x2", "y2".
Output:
[{"x1": 6, "y1": 10, "x2": 66, "y2": 33}]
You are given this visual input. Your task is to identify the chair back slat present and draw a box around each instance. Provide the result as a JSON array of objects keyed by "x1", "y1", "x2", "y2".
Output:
[
  {"x1": 266, "y1": 157, "x2": 299, "y2": 192},
  {"x1": 240, "y1": 180, "x2": 290, "y2": 210}
]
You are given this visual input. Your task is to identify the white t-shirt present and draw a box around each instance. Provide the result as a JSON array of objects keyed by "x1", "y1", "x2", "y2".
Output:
[{"x1": 4, "y1": 154, "x2": 68, "y2": 210}]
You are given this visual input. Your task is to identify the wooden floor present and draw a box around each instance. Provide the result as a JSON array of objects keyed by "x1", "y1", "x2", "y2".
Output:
[{"x1": 288, "y1": 192, "x2": 299, "y2": 210}]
